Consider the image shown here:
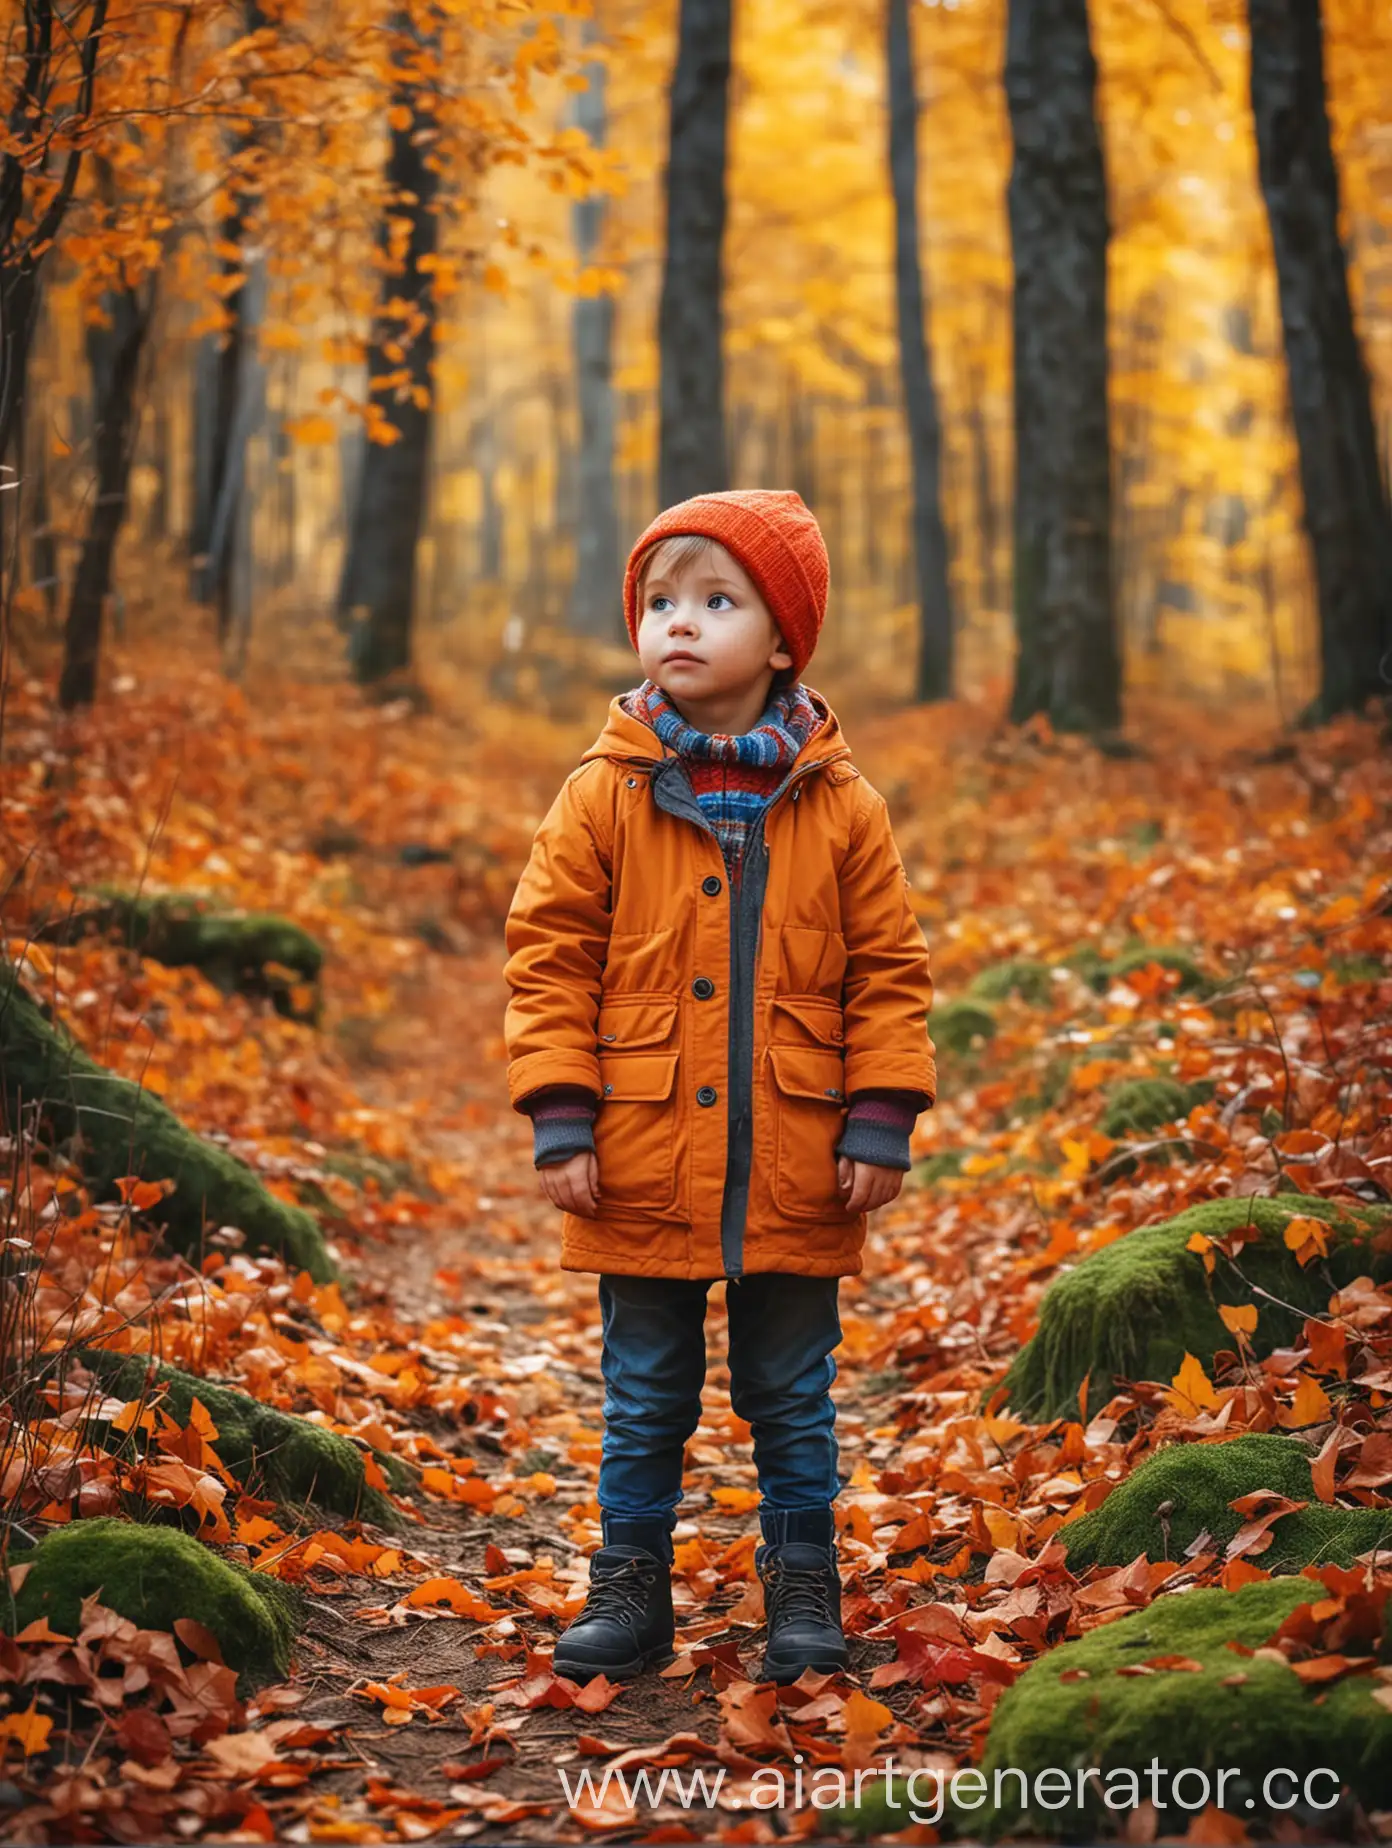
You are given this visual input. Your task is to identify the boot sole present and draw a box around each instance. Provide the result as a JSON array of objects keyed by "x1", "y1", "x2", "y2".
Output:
[
  {"x1": 553, "y1": 1642, "x2": 675, "y2": 1682},
  {"x1": 761, "y1": 1648, "x2": 850, "y2": 1685}
]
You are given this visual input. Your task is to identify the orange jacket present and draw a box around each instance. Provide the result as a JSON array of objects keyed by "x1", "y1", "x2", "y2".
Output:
[{"x1": 503, "y1": 689, "x2": 936, "y2": 1279}]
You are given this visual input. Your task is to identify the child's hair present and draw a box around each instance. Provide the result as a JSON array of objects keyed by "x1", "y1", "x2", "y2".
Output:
[
  {"x1": 637, "y1": 532, "x2": 795, "y2": 689},
  {"x1": 636, "y1": 532, "x2": 718, "y2": 598}
]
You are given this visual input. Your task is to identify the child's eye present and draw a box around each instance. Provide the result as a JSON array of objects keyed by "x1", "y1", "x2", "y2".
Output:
[
  {"x1": 649, "y1": 595, "x2": 672, "y2": 613},
  {"x1": 707, "y1": 593, "x2": 733, "y2": 611}
]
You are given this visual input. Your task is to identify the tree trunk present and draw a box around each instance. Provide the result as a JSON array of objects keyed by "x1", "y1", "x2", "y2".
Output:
[
  {"x1": 657, "y1": 0, "x2": 731, "y2": 507},
  {"x1": 887, "y1": 0, "x2": 954, "y2": 702},
  {"x1": 58, "y1": 281, "x2": 153, "y2": 709},
  {"x1": 1249, "y1": 0, "x2": 1392, "y2": 719},
  {"x1": 188, "y1": 0, "x2": 265, "y2": 635},
  {"x1": 1004, "y1": 0, "x2": 1119, "y2": 733},
  {"x1": 567, "y1": 19, "x2": 622, "y2": 639},
  {"x1": 338, "y1": 67, "x2": 439, "y2": 684}
]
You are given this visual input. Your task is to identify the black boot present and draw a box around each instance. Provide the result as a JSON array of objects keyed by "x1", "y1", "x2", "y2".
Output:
[
  {"x1": 552, "y1": 1545, "x2": 674, "y2": 1681},
  {"x1": 757, "y1": 1542, "x2": 849, "y2": 1684}
]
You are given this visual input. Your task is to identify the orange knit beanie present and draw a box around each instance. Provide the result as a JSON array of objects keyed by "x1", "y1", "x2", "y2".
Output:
[{"x1": 623, "y1": 488, "x2": 829, "y2": 678}]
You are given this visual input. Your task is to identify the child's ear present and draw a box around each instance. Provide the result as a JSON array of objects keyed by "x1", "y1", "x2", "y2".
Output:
[{"x1": 770, "y1": 631, "x2": 794, "y2": 670}]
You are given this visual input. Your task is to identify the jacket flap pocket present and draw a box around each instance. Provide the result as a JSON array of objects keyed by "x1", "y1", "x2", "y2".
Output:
[
  {"x1": 771, "y1": 994, "x2": 844, "y2": 1046},
  {"x1": 596, "y1": 996, "x2": 679, "y2": 1050},
  {"x1": 767, "y1": 1044, "x2": 846, "y2": 1104},
  {"x1": 599, "y1": 1051, "x2": 679, "y2": 1102}
]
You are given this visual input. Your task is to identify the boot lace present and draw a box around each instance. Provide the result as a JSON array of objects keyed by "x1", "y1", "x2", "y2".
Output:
[
  {"x1": 765, "y1": 1559, "x2": 837, "y2": 1626},
  {"x1": 581, "y1": 1558, "x2": 658, "y2": 1628}
]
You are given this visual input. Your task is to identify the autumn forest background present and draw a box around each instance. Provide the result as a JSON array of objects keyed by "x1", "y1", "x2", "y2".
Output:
[{"x1": 1, "y1": 0, "x2": 1391, "y2": 1840}]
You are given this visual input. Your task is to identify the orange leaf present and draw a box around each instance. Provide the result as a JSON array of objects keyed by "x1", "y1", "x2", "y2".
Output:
[
  {"x1": 1218, "y1": 1303, "x2": 1257, "y2": 1338},
  {"x1": 1277, "y1": 1374, "x2": 1333, "y2": 1429},
  {"x1": 0, "y1": 1704, "x2": 53, "y2": 1757},
  {"x1": 842, "y1": 1689, "x2": 893, "y2": 1737},
  {"x1": 1165, "y1": 1352, "x2": 1219, "y2": 1415},
  {"x1": 1310, "y1": 1429, "x2": 1340, "y2": 1504}
]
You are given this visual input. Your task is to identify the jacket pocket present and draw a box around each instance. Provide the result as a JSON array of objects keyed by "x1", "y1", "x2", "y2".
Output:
[
  {"x1": 766, "y1": 1043, "x2": 855, "y2": 1222},
  {"x1": 594, "y1": 996, "x2": 681, "y2": 1211},
  {"x1": 770, "y1": 993, "x2": 844, "y2": 1049},
  {"x1": 596, "y1": 994, "x2": 679, "y2": 1049}
]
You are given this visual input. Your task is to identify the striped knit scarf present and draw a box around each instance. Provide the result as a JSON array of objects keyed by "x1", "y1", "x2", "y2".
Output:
[{"x1": 623, "y1": 678, "x2": 824, "y2": 887}]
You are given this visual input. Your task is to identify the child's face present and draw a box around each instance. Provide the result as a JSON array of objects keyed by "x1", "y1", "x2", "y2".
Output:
[{"x1": 635, "y1": 539, "x2": 794, "y2": 701}]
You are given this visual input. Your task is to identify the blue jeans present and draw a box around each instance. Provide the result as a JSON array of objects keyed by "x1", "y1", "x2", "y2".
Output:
[{"x1": 596, "y1": 1272, "x2": 843, "y2": 1562}]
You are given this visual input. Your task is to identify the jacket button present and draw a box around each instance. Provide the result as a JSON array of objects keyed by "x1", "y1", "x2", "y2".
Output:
[
  {"x1": 696, "y1": 1084, "x2": 718, "y2": 1106},
  {"x1": 701, "y1": 875, "x2": 722, "y2": 895},
  {"x1": 692, "y1": 976, "x2": 715, "y2": 999}
]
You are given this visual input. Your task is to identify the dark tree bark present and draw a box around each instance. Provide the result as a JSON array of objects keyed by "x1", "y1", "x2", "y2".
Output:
[
  {"x1": 189, "y1": 0, "x2": 265, "y2": 637},
  {"x1": 887, "y1": 0, "x2": 954, "y2": 702},
  {"x1": 657, "y1": 0, "x2": 730, "y2": 507},
  {"x1": 567, "y1": 30, "x2": 622, "y2": 641},
  {"x1": 337, "y1": 62, "x2": 439, "y2": 684},
  {"x1": 1249, "y1": 0, "x2": 1392, "y2": 719},
  {"x1": 0, "y1": 0, "x2": 107, "y2": 586},
  {"x1": 1004, "y1": 0, "x2": 1119, "y2": 733},
  {"x1": 58, "y1": 279, "x2": 154, "y2": 708}
]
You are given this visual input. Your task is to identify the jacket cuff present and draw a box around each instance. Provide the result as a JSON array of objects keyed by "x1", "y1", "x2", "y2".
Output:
[
  {"x1": 534, "y1": 1114, "x2": 597, "y2": 1168},
  {"x1": 834, "y1": 1088, "x2": 930, "y2": 1172},
  {"x1": 520, "y1": 1084, "x2": 598, "y2": 1169}
]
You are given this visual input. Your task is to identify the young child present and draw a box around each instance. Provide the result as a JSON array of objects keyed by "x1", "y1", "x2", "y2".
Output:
[{"x1": 503, "y1": 488, "x2": 936, "y2": 1685}]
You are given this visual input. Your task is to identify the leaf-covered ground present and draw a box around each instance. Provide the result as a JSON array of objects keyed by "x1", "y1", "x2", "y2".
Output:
[{"x1": 2, "y1": 645, "x2": 1390, "y2": 1844}]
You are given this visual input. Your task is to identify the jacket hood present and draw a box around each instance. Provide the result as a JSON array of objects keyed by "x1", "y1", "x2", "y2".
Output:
[{"x1": 580, "y1": 684, "x2": 852, "y2": 772}]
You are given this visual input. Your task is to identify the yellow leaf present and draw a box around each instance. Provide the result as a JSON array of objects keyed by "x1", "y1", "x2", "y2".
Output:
[
  {"x1": 1166, "y1": 1352, "x2": 1219, "y2": 1415},
  {"x1": 285, "y1": 414, "x2": 337, "y2": 446},
  {"x1": 1278, "y1": 1374, "x2": 1333, "y2": 1429},
  {"x1": 711, "y1": 1486, "x2": 761, "y2": 1512},
  {"x1": 1283, "y1": 1217, "x2": 1329, "y2": 1267},
  {"x1": 1219, "y1": 1303, "x2": 1258, "y2": 1338},
  {"x1": 842, "y1": 1689, "x2": 893, "y2": 1738}
]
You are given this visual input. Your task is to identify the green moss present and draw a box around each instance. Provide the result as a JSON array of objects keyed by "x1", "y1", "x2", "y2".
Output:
[
  {"x1": 71, "y1": 1350, "x2": 409, "y2": 1524},
  {"x1": 1063, "y1": 1434, "x2": 1392, "y2": 1573},
  {"x1": 0, "y1": 973, "x2": 334, "y2": 1280},
  {"x1": 967, "y1": 960, "x2": 1055, "y2": 1006},
  {"x1": 999, "y1": 1195, "x2": 1392, "y2": 1420},
  {"x1": 1331, "y1": 954, "x2": 1386, "y2": 986},
  {"x1": 931, "y1": 999, "x2": 997, "y2": 1057},
  {"x1": 1062, "y1": 944, "x2": 1109, "y2": 987},
  {"x1": 971, "y1": 1578, "x2": 1392, "y2": 1837},
  {"x1": 1099, "y1": 1077, "x2": 1213, "y2": 1140},
  {"x1": 51, "y1": 890, "x2": 323, "y2": 1020},
  {"x1": 5, "y1": 1518, "x2": 299, "y2": 1688}
]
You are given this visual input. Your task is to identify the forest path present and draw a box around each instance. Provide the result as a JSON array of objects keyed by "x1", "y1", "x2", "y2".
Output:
[{"x1": 286, "y1": 956, "x2": 926, "y2": 1839}]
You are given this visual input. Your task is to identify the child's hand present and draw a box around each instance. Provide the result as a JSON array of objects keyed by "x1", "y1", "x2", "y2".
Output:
[
  {"x1": 837, "y1": 1157, "x2": 903, "y2": 1214},
  {"x1": 538, "y1": 1150, "x2": 602, "y2": 1218}
]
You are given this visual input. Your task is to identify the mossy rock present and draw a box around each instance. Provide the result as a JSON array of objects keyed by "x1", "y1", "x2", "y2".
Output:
[
  {"x1": 43, "y1": 890, "x2": 323, "y2": 1020},
  {"x1": 931, "y1": 998, "x2": 997, "y2": 1057},
  {"x1": 1062, "y1": 944, "x2": 1109, "y2": 987},
  {"x1": 1063, "y1": 1434, "x2": 1392, "y2": 1574},
  {"x1": 967, "y1": 959, "x2": 1055, "y2": 1006},
  {"x1": 969, "y1": 1577, "x2": 1392, "y2": 1838},
  {"x1": 0, "y1": 973, "x2": 334, "y2": 1280},
  {"x1": 5, "y1": 1518, "x2": 299, "y2": 1688},
  {"x1": 1100, "y1": 1077, "x2": 1215, "y2": 1140},
  {"x1": 998, "y1": 1195, "x2": 1392, "y2": 1420},
  {"x1": 71, "y1": 1349, "x2": 410, "y2": 1525}
]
